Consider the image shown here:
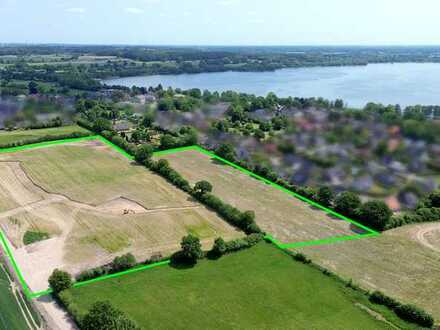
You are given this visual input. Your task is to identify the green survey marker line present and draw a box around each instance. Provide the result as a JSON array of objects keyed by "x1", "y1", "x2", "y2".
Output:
[
  {"x1": 0, "y1": 229, "x2": 33, "y2": 299},
  {"x1": 0, "y1": 134, "x2": 380, "y2": 299},
  {"x1": 72, "y1": 260, "x2": 171, "y2": 289},
  {"x1": 96, "y1": 135, "x2": 134, "y2": 160},
  {"x1": 29, "y1": 260, "x2": 171, "y2": 299}
]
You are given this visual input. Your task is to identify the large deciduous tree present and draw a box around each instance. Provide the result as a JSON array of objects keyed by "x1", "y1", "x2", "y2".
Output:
[
  {"x1": 48, "y1": 269, "x2": 72, "y2": 294},
  {"x1": 358, "y1": 200, "x2": 392, "y2": 231},
  {"x1": 82, "y1": 301, "x2": 139, "y2": 330}
]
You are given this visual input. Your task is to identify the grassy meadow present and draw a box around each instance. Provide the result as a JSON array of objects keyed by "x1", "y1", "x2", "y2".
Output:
[
  {"x1": 0, "y1": 125, "x2": 90, "y2": 145},
  {"x1": 64, "y1": 243, "x2": 418, "y2": 330},
  {"x1": 0, "y1": 264, "x2": 30, "y2": 330}
]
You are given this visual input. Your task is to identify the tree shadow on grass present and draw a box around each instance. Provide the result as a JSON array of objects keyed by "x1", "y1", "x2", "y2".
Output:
[
  {"x1": 169, "y1": 251, "x2": 197, "y2": 270},
  {"x1": 349, "y1": 223, "x2": 368, "y2": 235},
  {"x1": 211, "y1": 158, "x2": 228, "y2": 166}
]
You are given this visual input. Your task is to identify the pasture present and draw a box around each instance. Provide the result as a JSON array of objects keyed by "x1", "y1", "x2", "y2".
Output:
[
  {"x1": 0, "y1": 140, "x2": 241, "y2": 292},
  {"x1": 298, "y1": 222, "x2": 440, "y2": 322},
  {"x1": 64, "y1": 242, "x2": 416, "y2": 329},
  {"x1": 0, "y1": 264, "x2": 30, "y2": 330},
  {"x1": 159, "y1": 150, "x2": 363, "y2": 245}
]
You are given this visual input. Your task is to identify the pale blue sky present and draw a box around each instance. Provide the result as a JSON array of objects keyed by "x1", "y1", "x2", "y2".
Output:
[{"x1": 1, "y1": 0, "x2": 440, "y2": 45}]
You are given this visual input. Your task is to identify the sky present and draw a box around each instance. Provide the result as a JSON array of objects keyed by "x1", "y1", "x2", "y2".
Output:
[{"x1": 1, "y1": 0, "x2": 440, "y2": 45}]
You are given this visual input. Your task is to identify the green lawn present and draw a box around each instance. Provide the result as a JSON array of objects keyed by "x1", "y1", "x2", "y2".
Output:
[
  {"x1": 66, "y1": 243, "x2": 412, "y2": 329},
  {"x1": 0, "y1": 125, "x2": 90, "y2": 145},
  {"x1": 0, "y1": 265, "x2": 29, "y2": 330}
]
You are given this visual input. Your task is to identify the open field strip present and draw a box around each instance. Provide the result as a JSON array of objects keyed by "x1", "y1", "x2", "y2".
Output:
[
  {"x1": 297, "y1": 223, "x2": 440, "y2": 321},
  {"x1": 64, "y1": 242, "x2": 416, "y2": 330},
  {"x1": 0, "y1": 125, "x2": 90, "y2": 145},
  {"x1": 158, "y1": 147, "x2": 377, "y2": 246}
]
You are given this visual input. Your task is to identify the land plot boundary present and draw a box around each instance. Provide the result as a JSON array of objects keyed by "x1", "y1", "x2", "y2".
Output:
[{"x1": 0, "y1": 135, "x2": 379, "y2": 299}]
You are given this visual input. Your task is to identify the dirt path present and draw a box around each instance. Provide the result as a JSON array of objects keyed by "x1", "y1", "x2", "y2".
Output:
[
  {"x1": 0, "y1": 193, "x2": 203, "y2": 220},
  {"x1": 37, "y1": 296, "x2": 77, "y2": 330},
  {"x1": 412, "y1": 223, "x2": 440, "y2": 253}
]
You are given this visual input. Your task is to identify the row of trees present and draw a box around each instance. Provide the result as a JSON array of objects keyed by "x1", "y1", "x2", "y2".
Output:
[{"x1": 173, "y1": 232, "x2": 265, "y2": 265}]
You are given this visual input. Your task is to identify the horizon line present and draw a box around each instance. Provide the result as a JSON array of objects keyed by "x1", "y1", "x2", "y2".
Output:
[{"x1": 2, "y1": 42, "x2": 440, "y2": 48}]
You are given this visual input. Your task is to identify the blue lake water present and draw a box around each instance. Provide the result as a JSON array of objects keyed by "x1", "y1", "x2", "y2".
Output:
[{"x1": 104, "y1": 63, "x2": 440, "y2": 107}]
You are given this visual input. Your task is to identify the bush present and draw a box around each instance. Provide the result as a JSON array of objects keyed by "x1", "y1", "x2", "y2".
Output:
[
  {"x1": 197, "y1": 192, "x2": 262, "y2": 234},
  {"x1": 111, "y1": 253, "x2": 136, "y2": 273},
  {"x1": 213, "y1": 234, "x2": 265, "y2": 255},
  {"x1": 148, "y1": 159, "x2": 192, "y2": 192},
  {"x1": 369, "y1": 291, "x2": 399, "y2": 309},
  {"x1": 135, "y1": 144, "x2": 154, "y2": 163},
  {"x1": 394, "y1": 304, "x2": 434, "y2": 328},
  {"x1": 293, "y1": 253, "x2": 311, "y2": 264},
  {"x1": 193, "y1": 180, "x2": 213, "y2": 196},
  {"x1": 48, "y1": 269, "x2": 72, "y2": 294},
  {"x1": 314, "y1": 186, "x2": 334, "y2": 207},
  {"x1": 76, "y1": 266, "x2": 107, "y2": 282},
  {"x1": 334, "y1": 192, "x2": 361, "y2": 218},
  {"x1": 210, "y1": 237, "x2": 227, "y2": 257}
]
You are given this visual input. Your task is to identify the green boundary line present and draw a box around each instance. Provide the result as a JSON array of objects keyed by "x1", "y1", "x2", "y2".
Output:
[{"x1": 0, "y1": 135, "x2": 379, "y2": 300}]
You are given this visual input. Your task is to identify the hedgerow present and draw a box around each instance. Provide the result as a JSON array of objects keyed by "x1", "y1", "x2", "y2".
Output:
[
  {"x1": 369, "y1": 291, "x2": 434, "y2": 328},
  {"x1": 0, "y1": 131, "x2": 92, "y2": 149}
]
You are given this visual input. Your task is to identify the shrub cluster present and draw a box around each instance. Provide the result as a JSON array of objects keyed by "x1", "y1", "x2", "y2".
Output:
[
  {"x1": 369, "y1": 291, "x2": 434, "y2": 328},
  {"x1": 386, "y1": 190, "x2": 440, "y2": 229},
  {"x1": 387, "y1": 207, "x2": 440, "y2": 229},
  {"x1": 59, "y1": 294, "x2": 140, "y2": 330},
  {"x1": 211, "y1": 233, "x2": 264, "y2": 257},
  {"x1": 26, "y1": 117, "x2": 63, "y2": 129},
  {"x1": 75, "y1": 253, "x2": 137, "y2": 282},
  {"x1": 292, "y1": 253, "x2": 311, "y2": 264},
  {"x1": 147, "y1": 159, "x2": 192, "y2": 192},
  {"x1": 196, "y1": 193, "x2": 261, "y2": 234},
  {"x1": 100, "y1": 130, "x2": 137, "y2": 155},
  {"x1": 0, "y1": 131, "x2": 92, "y2": 149}
]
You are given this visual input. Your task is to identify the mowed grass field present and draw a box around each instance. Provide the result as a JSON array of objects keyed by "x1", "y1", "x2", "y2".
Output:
[
  {"x1": 0, "y1": 264, "x2": 29, "y2": 330},
  {"x1": 159, "y1": 150, "x2": 361, "y2": 244},
  {"x1": 298, "y1": 223, "x2": 440, "y2": 322},
  {"x1": 2, "y1": 140, "x2": 193, "y2": 207},
  {"x1": 0, "y1": 125, "x2": 90, "y2": 145},
  {"x1": 65, "y1": 243, "x2": 417, "y2": 330}
]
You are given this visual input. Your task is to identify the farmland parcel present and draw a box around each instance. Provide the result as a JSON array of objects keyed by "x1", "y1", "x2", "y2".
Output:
[
  {"x1": 0, "y1": 140, "x2": 241, "y2": 292},
  {"x1": 64, "y1": 243, "x2": 407, "y2": 329}
]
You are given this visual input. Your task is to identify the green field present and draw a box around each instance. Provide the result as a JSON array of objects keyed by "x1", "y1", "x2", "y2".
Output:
[
  {"x1": 0, "y1": 265, "x2": 29, "y2": 330},
  {"x1": 65, "y1": 243, "x2": 414, "y2": 329},
  {"x1": 0, "y1": 125, "x2": 90, "y2": 145}
]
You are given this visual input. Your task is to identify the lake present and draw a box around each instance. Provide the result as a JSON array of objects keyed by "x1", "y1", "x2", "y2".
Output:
[{"x1": 104, "y1": 63, "x2": 440, "y2": 107}]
